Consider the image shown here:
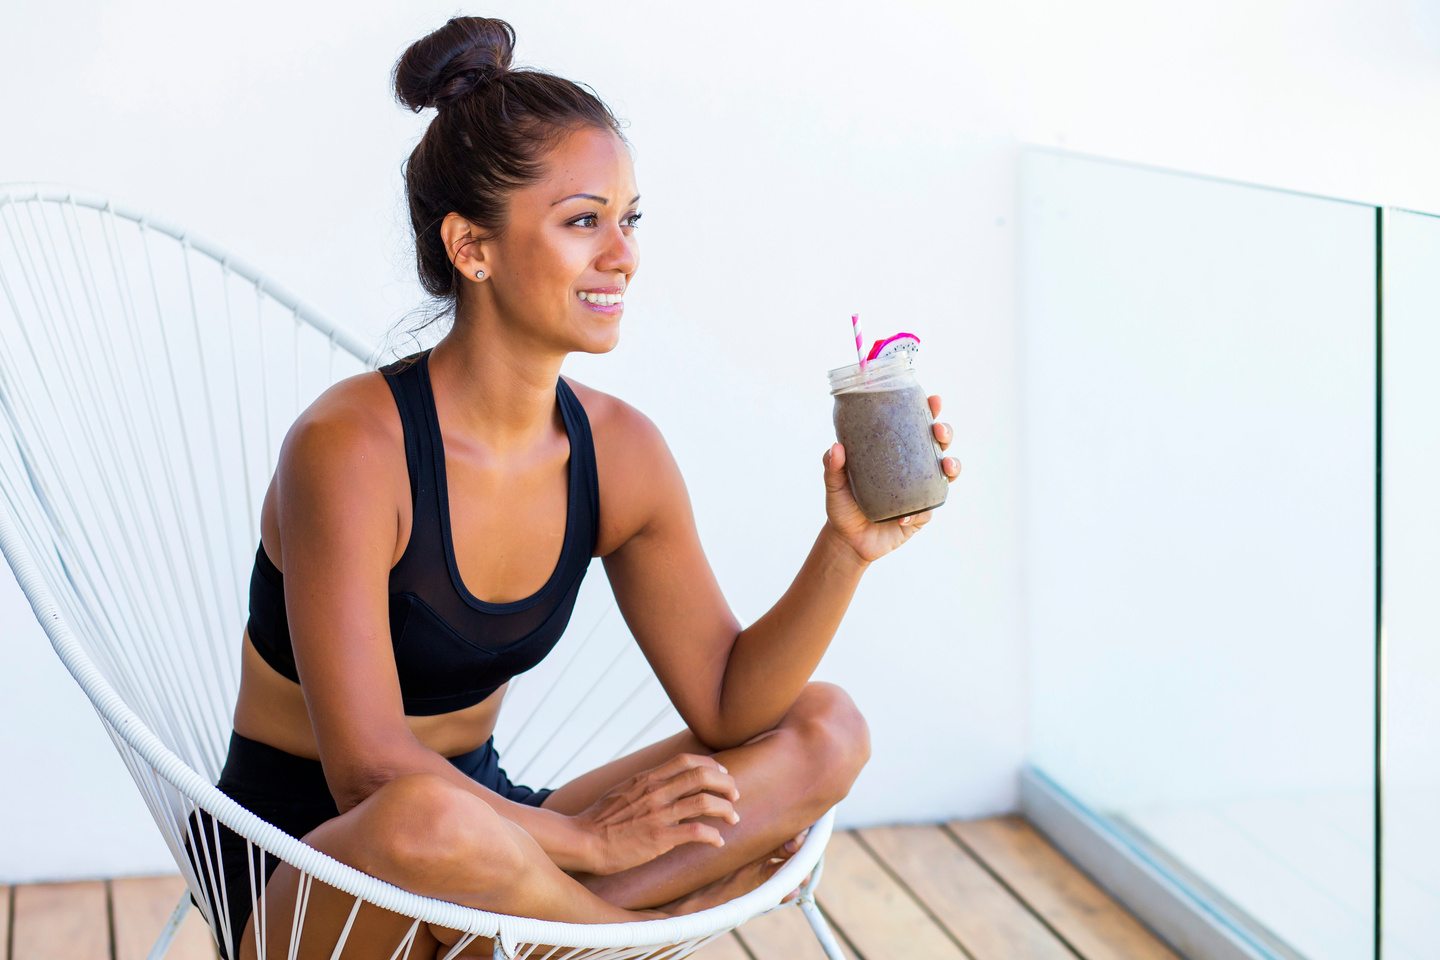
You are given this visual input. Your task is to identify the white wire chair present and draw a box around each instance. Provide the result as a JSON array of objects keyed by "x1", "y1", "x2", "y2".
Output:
[{"x1": 0, "y1": 184, "x2": 847, "y2": 960}]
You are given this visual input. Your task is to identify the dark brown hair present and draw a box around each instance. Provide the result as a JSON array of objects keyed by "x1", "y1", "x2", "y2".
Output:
[{"x1": 392, "y1": 17, "x2": 627, "y2": 312}]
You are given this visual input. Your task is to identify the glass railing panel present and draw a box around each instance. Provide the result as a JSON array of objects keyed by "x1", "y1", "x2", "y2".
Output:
[
  {"x1": 1022, "y1": 148, "x2": 1377, "y2": 960},
  {"x1": 1381, "y1": 207, "x2": 1440, "y2": 960}
]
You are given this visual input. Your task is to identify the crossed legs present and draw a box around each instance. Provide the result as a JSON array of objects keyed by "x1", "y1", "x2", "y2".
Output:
[{"x1": 237, "y1": 682, "x2": 868, "y2": 960}]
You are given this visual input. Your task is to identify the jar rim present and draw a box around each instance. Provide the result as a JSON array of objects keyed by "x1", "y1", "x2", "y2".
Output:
[{"x1": 827, "y1": 353, "x2": 914, "y2": 394}]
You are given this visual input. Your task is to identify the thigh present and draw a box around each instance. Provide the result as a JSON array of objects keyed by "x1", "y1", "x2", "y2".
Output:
[
  {"x1": 538, "y1": 727, "x2": 711, "y2": 816},
  {"x1": 239, "y1": 863, "x2": 442, "y2": 960},
  {"x1": 238, "y1": 787, "x2": 451, "y2": 960}
]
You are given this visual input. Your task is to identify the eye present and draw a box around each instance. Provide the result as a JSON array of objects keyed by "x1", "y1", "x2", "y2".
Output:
[
  {"x1": 624, "y1": 211, "x2": 643, "y2": 228},
  {"x1": 571, "y1": 214, "x2": 600, "y2": 228}
]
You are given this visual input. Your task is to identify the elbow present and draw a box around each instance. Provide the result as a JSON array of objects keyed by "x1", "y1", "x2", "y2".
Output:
[
  {"x1": 692, "y1": 713, "x2": 783, "y2": 753},
  {"x1": 699, "y1": 691, "x2": 787, "y2": 751},
  {"x1": 328, "y1": 757, "x2": 409, "y2": 814},
  {"x1": 320, "y1": 727, "x2": 434, "y2": 813},
  {"x1": 693, "y1": 726, "x2": 749, "y2": 753},
  {"x1": 685, "y1": 705, "x2": 744, "y2": 751}
]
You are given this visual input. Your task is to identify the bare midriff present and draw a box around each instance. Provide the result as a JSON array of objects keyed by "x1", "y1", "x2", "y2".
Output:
[{"x1": 232, "y1": 628, "x2": 507, "y2": 761}]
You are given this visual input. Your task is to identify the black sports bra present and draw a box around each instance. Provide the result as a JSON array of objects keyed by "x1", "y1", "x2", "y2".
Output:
[{"x1": 245, "y1": 348, "x2": 600, "y2": 715}]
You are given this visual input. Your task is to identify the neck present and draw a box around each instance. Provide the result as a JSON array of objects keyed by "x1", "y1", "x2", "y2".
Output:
[{"x1": 426, "y1": 315, "x2": 567, "y2": 455}]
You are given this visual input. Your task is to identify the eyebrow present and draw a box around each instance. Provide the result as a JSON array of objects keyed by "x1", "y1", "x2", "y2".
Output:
[{"x1": 551, "y1": 193, "x2": 642, "y2": 206}]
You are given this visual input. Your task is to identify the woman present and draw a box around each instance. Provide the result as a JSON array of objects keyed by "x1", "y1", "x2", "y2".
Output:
[{"x1": 208, "y1": 15, "x2": 960, "y2": 960}]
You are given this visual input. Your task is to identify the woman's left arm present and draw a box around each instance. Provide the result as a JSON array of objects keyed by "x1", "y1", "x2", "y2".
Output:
[{"x1": 598, "y1": 394, "x2": 958, "y2": 750}]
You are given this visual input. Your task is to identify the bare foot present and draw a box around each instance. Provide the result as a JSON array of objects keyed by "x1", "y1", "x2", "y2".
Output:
[
  {"x1": 656, "y1": 857, "x2": 783, "y2": 918},
  {"x1": 657, "y1": 833, "x2": 807, "y2": 918}
]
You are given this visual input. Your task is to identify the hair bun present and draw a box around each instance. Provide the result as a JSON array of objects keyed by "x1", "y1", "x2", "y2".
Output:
[{"x1": 393, "y1": 17, "x2": 516, "y2": 112}]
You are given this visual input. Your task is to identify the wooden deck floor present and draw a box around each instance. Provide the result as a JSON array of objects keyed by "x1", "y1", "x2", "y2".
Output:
[{"x1": 1, "y1": 818, "x2": 1180, "y2": 960}]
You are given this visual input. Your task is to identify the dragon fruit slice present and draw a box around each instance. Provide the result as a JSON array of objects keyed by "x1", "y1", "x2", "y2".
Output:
[{"x1": 865, "y1": 332, "x2": 921, "y2": 362}]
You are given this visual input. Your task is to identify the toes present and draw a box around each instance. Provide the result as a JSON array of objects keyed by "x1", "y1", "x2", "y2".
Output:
[
  {"x1": 763, "y1": 835, "x2": 804, "y2": 862},
  {"x1": 759, "y1": 842, "x2": 786, "y2": 862},
  {"x1": 773, "y1": 828, "x2": 809, "y2": 860}
]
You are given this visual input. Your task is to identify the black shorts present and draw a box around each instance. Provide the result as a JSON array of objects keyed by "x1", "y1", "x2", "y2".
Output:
[{"x1": 188, "y1": 731, "x2": 551, "y2": 959}]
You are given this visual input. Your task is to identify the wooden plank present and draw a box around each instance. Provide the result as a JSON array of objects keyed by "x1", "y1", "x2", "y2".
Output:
[
  {"x1": 812, "y1": 830, "x2": 968, "y2": 960},
  {"x1": 858, "y1": 825, "x2": 1075, "y2": 960},
  {"x1": 1, "y1": 885, "x2": 11, "y2": 960},
  {"x1": 735, "y1": 903, "x2": 860, "y2": 960},
  {"x1": 949, "y1": 817, "x2": 1182, "y2": 960},
  {"x1": 11, "y1": 881, "x2": 109, "y2": 960},
  {"x1": 112, "y1": 876, "x2": 218, "y2": 960},
  {"x1": 690, "y1": 932, "x2": 752, "y2": 960}
]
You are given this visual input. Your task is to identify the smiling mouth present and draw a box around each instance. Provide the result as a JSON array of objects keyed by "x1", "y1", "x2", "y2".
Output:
[{"x1": 577, "y1": 291, "x2": 623, "y2": 306}]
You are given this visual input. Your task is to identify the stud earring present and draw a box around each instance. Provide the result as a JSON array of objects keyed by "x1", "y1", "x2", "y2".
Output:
[{"x1": 474, "y1": 269, "x2": 485, "y2": 280}]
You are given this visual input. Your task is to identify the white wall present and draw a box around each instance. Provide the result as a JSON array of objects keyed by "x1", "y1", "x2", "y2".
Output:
[{"x1": 2, "y1": 0, "x2": 1439, "y2": 882}]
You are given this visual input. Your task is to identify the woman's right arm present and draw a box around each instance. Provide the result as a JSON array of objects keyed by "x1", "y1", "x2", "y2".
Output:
[{"x1": 276, "y1": 404, "x2": 732, "y2": 876}]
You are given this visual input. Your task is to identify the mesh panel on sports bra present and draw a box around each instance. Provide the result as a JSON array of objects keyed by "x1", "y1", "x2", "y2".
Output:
[{"x1": 245, "y1": 348, "x2": 600, "y2": 715}]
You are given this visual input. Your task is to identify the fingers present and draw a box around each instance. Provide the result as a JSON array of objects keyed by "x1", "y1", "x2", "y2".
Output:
[
  {"x1": 932, "y1": 419, "x2": 953, "y2": 451},
  {"x1": 941, "y1": 456, "x2": 961, "y2": 481},
  {"x1": 636, "y1": 754, "x2": 739, "y2": 831},
  {"x1": 652, "y1": 767, "x2": 741, "y2": 822},
  {"x1": 822, "y1": 442, "x2": 852, "y2": 497},
  {"x1": 648, "y1": 754, "x2": 742, "y2": 828},
  {"x1": 652, "y1": 752, "x2": 729, "y2": 781},
  {"x1": 928, "y1": 394, "x2": 942, "y2": 418},
  {"x1": 650, "y1": 753, "x2": 738, "y2": 800},
  {"x1": 671, "y1": 791, "x2": 741, "y2": 825},
  {"x1": 672, "y1": 820, "x2": 726, "y2": 849}
]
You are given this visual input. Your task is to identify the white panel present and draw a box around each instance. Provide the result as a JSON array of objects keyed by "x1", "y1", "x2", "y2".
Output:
[
  {"x1": 1381, "y1": 207, "x2": 1440, "y2": 960},
  {"x1": 1021, "y1": 149, "x2": 1376, "y2": 960}
]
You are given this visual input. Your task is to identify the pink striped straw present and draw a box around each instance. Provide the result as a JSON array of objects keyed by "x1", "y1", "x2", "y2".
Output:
[{"x1": 851, "y1": 313, "x2": 866, "y2": 370}]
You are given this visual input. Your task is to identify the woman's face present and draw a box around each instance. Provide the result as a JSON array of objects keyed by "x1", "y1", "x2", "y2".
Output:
[{"x1": 457, "y1": 126, "x2": 640, "y2": 357}]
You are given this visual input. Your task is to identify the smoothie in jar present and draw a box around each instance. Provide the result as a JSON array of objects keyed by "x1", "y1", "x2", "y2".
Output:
[{"x1": 828, "y1": 352, "x2": 948, "y2": 523}]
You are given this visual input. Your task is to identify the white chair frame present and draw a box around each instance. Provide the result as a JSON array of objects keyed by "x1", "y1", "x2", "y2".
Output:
[{"x1": 0, "y1": 184, "x2": 847, "y2": 960}]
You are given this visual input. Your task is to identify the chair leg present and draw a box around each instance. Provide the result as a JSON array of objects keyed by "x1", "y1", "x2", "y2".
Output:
[
  {"x1": 797, "y1": 896, "x2": 847, "y2": 960},
  {"x1": 145, "y1": 894, "x2": 193, "y2": 960}
]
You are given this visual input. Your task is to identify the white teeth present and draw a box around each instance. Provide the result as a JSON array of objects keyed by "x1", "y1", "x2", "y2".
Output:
[{"x1": 578, "y1": 291, "x2": 623, "y2": 305}]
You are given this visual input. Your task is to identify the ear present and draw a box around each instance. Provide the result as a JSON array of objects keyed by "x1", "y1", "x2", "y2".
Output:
[{"x1": 441, "y1": 212, "x2": 491, "y2": 283}]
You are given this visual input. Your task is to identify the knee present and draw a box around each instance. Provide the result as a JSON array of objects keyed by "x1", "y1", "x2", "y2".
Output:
[
  {"x1": 790, "y1": 683, "x2": 871, "y2": 804},
  {"x1": 359, "y1": 774, "x2": 523, "y2": 886}
]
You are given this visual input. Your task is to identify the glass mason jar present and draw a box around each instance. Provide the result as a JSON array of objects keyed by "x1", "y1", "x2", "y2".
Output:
[{"x1": 827, "y1": 353, "x2": 949, "y2": 523}]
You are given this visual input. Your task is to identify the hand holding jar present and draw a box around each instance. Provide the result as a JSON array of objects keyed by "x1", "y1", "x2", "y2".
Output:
[{"x1": 822, "y1": 331, "x2": 960, "y2": 563}]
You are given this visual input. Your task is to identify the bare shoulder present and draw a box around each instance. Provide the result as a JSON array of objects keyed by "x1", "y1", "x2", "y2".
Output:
[
  {"x1": 288, "y1": 369, "x2": 403, "y2": 447},
  {"x1": 262, "y1": 370, "x2": 408, "y2": 568},
  {"x1": 563, "y1": 378, "x2": 666, "y2": 455},
  {"x1": 562, "y1": 378, "x2": 688, "y2": 555}
]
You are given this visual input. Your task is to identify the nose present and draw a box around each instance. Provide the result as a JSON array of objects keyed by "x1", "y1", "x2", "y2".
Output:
[{"x1": 595, "y1": 221, "x2": 638, "y2": 276}]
